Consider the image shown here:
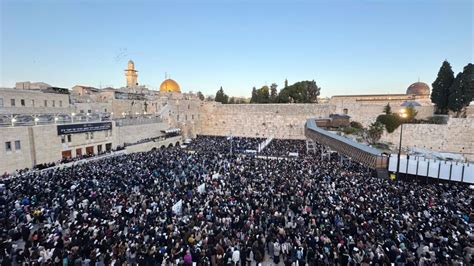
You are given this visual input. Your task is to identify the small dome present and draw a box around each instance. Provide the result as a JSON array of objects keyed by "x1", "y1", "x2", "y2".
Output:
[
  {"x1": 160, "y1": 79, "x2": 181, "y2": 93},
  {"x1": 406, "y1": 82, "x2": 430, "y2": 96}
]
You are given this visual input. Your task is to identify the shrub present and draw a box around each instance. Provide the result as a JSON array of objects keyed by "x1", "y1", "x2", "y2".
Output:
[
  {"x1": 350, "y1": 121, "x2": 363, "y2": 129},
  {"x1": 376, "y1": 114, "x2": 401, "y2": 133},
  {"x1": 425, "y1": 116, "x2": 447, "y2": 124},
  {"x1": 342, "y1": 126, "x2": 357, "y2": 135}
]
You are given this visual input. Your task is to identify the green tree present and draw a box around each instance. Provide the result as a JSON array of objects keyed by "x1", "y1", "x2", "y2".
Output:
[
  {"x1": 303, "y1": 80, "x2": 321, "y2": 103},
  {"x1": 363, "y1": 122, "x2": 384, "y2": 145},
  {"x1": 462, "y1": 63, "x2": 474, "y2": 104},
  {"x1": 376, "y1": 114, "x2": 401, "y2": 133},
  {"x1": 215, "y1": 86, "x2": 229, "y2": 104},
  {"x1": 270, "y1": 83, "x2": 278, "y2": 103},
  {"x1": 284, "y1": 79, "x2": 288, "y2": 88},
  {"x1": 257, "y1": 86, "x2": 270, "y2": 103},
  {"x1": 277, "y1": 80, "x2": 321, "y2": 103},
  {"x1": 250, "y1": 87, "x2": 257, "y2": 103},
  {"x1": 196, "y1": 91, "x2": 205, "y2": 101},
  {"x1": 228, "y1": 97, "x2": 236, "y2": 104},
  {"x1": 383, "y1": 103, "x2": 392, "y2": 114},
  {"x1": 431, "y1": 60, "x2": 454, "y2": 114},
  {"x1": 448, "y1": 72, "x2": 468, "y2": 116},
  {"x1": 404, "y1": 105, "x2": 418, "y2": 122}
]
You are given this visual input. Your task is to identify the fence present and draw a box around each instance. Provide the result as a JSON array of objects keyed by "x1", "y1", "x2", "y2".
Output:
[{"x1": 388, "y1": 155, "x2": 474, "y2": 183}]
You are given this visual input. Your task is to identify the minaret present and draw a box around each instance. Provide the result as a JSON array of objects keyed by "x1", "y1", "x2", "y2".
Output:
[{"x1": 125, "y1": 60, "x2": 138, "y2": 87}]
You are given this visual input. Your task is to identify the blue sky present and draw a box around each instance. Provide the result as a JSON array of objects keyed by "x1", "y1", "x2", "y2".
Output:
[{"x1": 0, "y1": 0, "x2": 472, "y2": 97}]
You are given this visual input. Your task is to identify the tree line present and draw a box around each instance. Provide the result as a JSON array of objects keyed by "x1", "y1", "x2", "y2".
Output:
[
  {"x1": 209, "y1": 79, "x2": 321, "y2": 104},
  {"x1": 431, "y1": 61, "x2": 473, "y2": 116}
]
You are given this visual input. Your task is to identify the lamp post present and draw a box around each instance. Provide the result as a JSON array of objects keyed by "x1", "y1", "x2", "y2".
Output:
[
  {"x1": 396, "y1": 108, "x2": 408, "y2": 181},
  {"x1": 71, "y1": 113, "x2": 76, "y2": 123},
  {"x1": 34, "y1": 117, "x2": 39, "y2": 126}
]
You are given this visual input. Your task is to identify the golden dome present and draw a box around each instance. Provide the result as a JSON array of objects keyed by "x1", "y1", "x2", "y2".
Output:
[{"x1": 160, "y1": 79, "x2": 181, "y2": 93}]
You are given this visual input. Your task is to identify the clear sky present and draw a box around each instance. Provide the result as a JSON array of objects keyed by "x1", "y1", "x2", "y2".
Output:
[{"x1": 0, "y1": 0, "x2": 472, "y2": 97}]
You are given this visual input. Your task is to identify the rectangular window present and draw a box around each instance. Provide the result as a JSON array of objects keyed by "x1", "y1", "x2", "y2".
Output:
[
  {"x1": 15, "y1": 140, "x2": 21, "y2": 150},
  {"x1": 185, "y1": 114, "x2": 188, "y2": 121},
  {"x1": 80, "y1": 110, "x2": 84, "y2": 113},
  {"x1": 61, "y1": 135, "x2": 66, "y2": 143},
  {"x1": 10, "y1": 99, "x2": 15, "y2": 106},
  {"x1": 85, "y1": 133, "x2": 89, "y2": 140},
  {"x1": 192, "y1": 114, "x2": 194, "y2": 120},
  {"x1": 31, "y1": 100, "x2": 35, "y2": 107},
  {"x1": 88, "y1": 110, "x2": 91, "y2": 113},
  {"x1": 5, "y1": 142, "x2": 12, "y2": 152},
  {"x1": 59, "y1": 100, "x2": 62, "y2": 107},
  {"x1": 52, "y1": 100, "x2": 55, "y2": 107},
  {"x1": 67, "y1": 135, "x2": 72, "y2": 142},
  {"x1": 104, "y1": 108, "x2": 107, "y2": 112},
  {"x1": 20, "y1": 99, "x2": 25, "y2": 106},
  {"x1": 97, "y1": 144, "x2": 102, "y2": 153},
  {"x1": 177, "y1": 115, "x2": 179, "y2": 121},
  {"x1": 90, "y1": 132, "x2": 94, "y2": 139},
  {"x1": 44, "y1": 100, "x2": 47, "y2": 107}
]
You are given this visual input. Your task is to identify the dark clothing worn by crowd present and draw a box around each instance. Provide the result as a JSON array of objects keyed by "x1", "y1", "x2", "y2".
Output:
[{"x1": 0, "y1": 136, "x2": 472, "y2": 265}]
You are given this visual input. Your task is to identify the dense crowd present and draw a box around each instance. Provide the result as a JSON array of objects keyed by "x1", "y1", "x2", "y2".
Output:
[
  {"x1": 0, "y1": 136, "x2": 473, "y2": 265},
  {"x1": 186, "y1": 135, "x2": 263, "y2": 154},
  {"x1": 260, "y1": 139, "x2": 312, "y2": 158}
]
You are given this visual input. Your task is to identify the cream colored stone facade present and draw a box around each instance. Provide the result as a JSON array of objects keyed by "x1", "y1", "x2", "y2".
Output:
[
  {"x1": 0, "y1": 88, "x2": 71, "y2": 115},
  {"x1": 197, "y1": 103, "x2": 333, "y2": 139},
  {"x1": 1, "y1": 76, "x2": 473, "y2": 174},
  {"x1": 380, "y1": 118, "x2": 474, "y2": 161}
]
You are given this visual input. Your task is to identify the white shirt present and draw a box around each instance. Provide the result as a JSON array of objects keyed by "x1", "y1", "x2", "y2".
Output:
[{"x1": 232, "y1": 250, "x2": 240, "y2": 262}]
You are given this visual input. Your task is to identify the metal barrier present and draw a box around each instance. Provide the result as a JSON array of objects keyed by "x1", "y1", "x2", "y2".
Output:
[
  {"x1": 305, "y1": 119, "x2": 388, "y2": 170},
  {"x1": 388, "y1": 155, "x2": 473, "y2": 183}
]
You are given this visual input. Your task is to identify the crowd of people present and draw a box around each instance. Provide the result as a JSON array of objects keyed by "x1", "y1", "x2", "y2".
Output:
[
  {"x1": 259, "y1": 139, "x2": 312, "y2": 158},
  {"x1": 186, "y1": 135, "x2": 263, "y2": 154},
  {"x1": 0, "y1": 136, "x2": 473, "y2": 265}
]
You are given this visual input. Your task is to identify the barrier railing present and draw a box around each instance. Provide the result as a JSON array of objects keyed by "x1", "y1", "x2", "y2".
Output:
[{"x1": 388, "y1": 155, "x2": 473, "y2": 183}]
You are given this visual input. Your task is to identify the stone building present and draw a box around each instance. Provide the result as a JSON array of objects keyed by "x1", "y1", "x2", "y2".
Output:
[{"x1": 1, "y1": 61, "x2": 472, "y2": 173}]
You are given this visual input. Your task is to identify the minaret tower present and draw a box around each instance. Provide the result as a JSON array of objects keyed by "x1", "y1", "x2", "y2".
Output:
[{"x1": 125, "y1": 60, "x2": 138, "y2": 87}]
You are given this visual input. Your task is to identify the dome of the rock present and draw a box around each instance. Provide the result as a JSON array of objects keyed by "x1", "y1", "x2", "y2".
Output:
[{"x1": 159, "y1": 79, "x2": 181, "y2": 93}]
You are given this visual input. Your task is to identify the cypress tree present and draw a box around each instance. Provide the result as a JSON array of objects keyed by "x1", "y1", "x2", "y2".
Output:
[
  {"x1": 461, "y1": 63, "x2": 474, "y2": 103},
  {"x1": 448, "y1": 73, "x2": 464, "y2": 116},
  {"x1": 431, "y1": 60, "x2": 454, "y2": 114},
  {"x1": 250, "y1": 87, "x2": 257, "y2": 103}
]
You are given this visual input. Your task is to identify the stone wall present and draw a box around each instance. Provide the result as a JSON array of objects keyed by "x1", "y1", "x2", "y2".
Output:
[
  {"x1": 0, "y1": 88, "x2": 71, "y2": 115},
  {"x1": 380, "y1": 118, "x2": 474, "y2": 161},
  {"x1": 115, "y1": 122, "x2": 168, "y2": 146},
  {"x1": 0, "y1": 127, "x2": 34, "y2": 173},
  {"x1": 197, "y1": 103, "x2": 333, "y2": 139},
  {"x1": 332, "y1": 101, "x2": 434, "y2": 126}
]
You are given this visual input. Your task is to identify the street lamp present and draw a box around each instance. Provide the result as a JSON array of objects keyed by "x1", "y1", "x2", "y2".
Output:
[
  {"x1": 34, "y1": 117, "x2": 39, "y2": 126},
  {"x1": 395, "y1": 108, "x2": 408, "y2": 181},
  {"x1": 71, "y1": 112, "x2": 76, "y2": 123}
]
